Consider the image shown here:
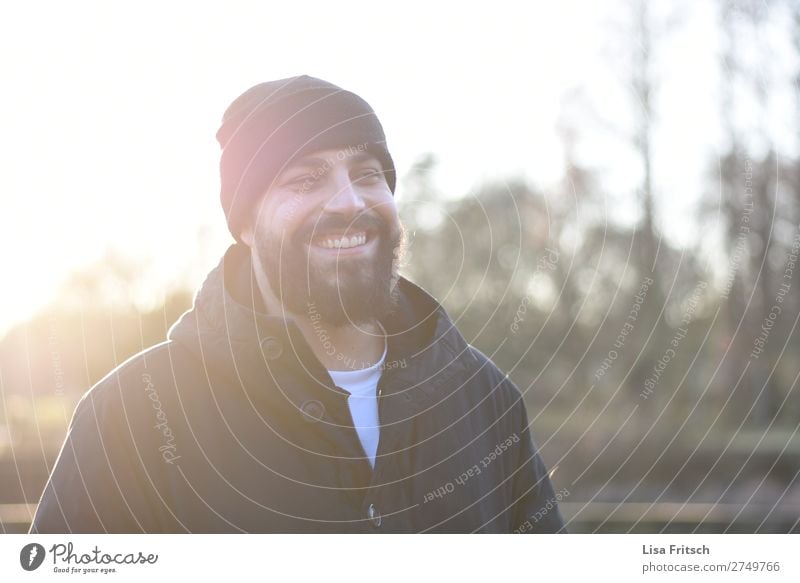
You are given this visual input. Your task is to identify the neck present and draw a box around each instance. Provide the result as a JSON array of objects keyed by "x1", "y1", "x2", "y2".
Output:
[
  {"x1": 250, "y1": 258, "x2": 385, "y2": 372},
  {"x1": 294, "y1": 316, "x2": 385, "y2": 372}
]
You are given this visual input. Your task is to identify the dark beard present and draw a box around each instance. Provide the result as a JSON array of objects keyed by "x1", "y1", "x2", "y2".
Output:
[{"x1": 254, "y1": 212, "x2": 404, "y2": 327}]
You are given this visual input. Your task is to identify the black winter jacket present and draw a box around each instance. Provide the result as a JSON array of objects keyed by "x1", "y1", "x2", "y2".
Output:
[{"x1": 31, "y1": 243, "x2": 566, "y2": 533}]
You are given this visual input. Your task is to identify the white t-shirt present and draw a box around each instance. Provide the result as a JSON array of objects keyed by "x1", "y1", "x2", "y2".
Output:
[{"x1": 327, "y1": 335, "x2": 386, "y2": 469}]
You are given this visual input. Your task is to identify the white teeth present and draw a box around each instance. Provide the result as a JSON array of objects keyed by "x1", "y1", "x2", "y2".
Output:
[{"x1": 318, "y1": 233, "x2": 367, "y2": 249}]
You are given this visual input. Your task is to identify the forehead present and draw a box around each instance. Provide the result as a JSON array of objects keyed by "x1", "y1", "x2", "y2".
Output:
[{"x1": 285, "y1": 147, "x2": 381, "y2": 171}]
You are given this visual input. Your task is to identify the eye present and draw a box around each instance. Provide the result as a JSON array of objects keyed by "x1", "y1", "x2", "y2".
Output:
[
  {"x1": 354, "y1": 167, "x2": 384, "y2": 184},
  {"x1": 283, "y1": 174, "x2": 318, "y2": 193}
]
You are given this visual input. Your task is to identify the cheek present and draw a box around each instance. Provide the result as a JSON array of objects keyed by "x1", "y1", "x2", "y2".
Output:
[
  {"x1": 380, "y1": 206, "x2": 402, "y2": 238},
  {"x1": 372, "y1": 194, "x2": 399, "y2": 225},
  {"x1": 254, "y1": 199, "x2": 309, "y2": 243},
  {"x1": 276, "y1": 193, "x2": 309, "y2": 221}
]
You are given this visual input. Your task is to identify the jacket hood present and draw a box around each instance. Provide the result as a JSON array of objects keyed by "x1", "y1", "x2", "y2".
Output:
[{"x1": 167, "y1": 243, "x2": 475, "y2": 409}]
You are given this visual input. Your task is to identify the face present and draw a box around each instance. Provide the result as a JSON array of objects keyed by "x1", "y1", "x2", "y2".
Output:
[{"x1": 241, "y1": 146, "x2": 405, "y2": 327}]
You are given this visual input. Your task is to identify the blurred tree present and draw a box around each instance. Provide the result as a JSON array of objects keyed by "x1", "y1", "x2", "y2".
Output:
[{"x1": 700, "y1": 0, "x2": 800, "y2": 426}]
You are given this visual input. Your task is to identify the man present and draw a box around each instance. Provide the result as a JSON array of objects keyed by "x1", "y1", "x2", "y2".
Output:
[{"x1": 30, "y1": 75, "x2": 565, "y2": 533}]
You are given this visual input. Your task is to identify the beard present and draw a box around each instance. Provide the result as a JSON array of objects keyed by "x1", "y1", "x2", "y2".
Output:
[{"x1": 253, "y1": 210, "x2": 405, "y2": 327}]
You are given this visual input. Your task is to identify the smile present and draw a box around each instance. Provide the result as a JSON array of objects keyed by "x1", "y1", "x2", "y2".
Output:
[{"x1": 311, "y1": 231, "x2": 371, "y2": 251}]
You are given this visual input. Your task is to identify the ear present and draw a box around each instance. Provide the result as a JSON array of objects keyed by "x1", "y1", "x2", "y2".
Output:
[
  {"x1": 238, "y1": 206, "x2": 259, "y2": 247},
  {"x1": 239, "y1": 192, "x2": 268, "y2": 248},
  {"x1": 240, "y1": 223, "x2": 254, "y2": 248}
]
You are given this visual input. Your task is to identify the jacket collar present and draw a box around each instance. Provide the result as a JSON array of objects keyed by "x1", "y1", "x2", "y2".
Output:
[{"x1": 168, "y1": 243, "x2": 475, "y2": 409}]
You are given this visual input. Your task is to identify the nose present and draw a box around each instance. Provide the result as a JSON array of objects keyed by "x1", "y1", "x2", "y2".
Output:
[{"x1": 323, "y1": 172, "x2": 367, "y2": 215}]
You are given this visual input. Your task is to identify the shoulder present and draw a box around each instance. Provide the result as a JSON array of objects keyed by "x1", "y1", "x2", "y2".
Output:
[
  {"x1": 70, "y1": 340, "x2": 181, "y2": 427},
  {"x1": 420, "y1": 294, "x2": 527, "y2": 415},
  {"x1": 452, "y1": 343, "x2": 527, "y2": 422},
  {"x1": 463, "y1": 343, "x2": 521, "y2": 395}
]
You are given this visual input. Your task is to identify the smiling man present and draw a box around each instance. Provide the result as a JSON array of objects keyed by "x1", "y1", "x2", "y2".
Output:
[{"x1": 30, "y1": 75, "x2": 565, "y2": 533}]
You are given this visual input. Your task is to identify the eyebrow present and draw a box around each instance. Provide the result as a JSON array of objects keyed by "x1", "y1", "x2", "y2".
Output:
[{"x1": 289, "y1": 152, "x2": 381, "y2": 170}]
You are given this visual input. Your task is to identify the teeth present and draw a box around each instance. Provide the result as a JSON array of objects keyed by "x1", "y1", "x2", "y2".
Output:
[{"x1": 318, "y1": 233, "x2": 367, "y2": 249}]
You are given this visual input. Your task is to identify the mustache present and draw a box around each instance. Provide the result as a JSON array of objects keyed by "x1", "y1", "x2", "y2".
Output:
[{"x1": 296, "y1": 212, "x2": 388, "y2": 243}]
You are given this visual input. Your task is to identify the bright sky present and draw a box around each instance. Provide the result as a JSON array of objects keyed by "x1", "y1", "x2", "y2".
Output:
[{"x1": 0, "y1": 0, "x2": 795, "y2": 337}]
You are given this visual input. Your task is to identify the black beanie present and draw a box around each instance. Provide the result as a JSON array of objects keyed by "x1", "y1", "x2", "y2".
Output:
[{"x1": 216, "y1": 75, "x2": 396, "y2": 243}]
